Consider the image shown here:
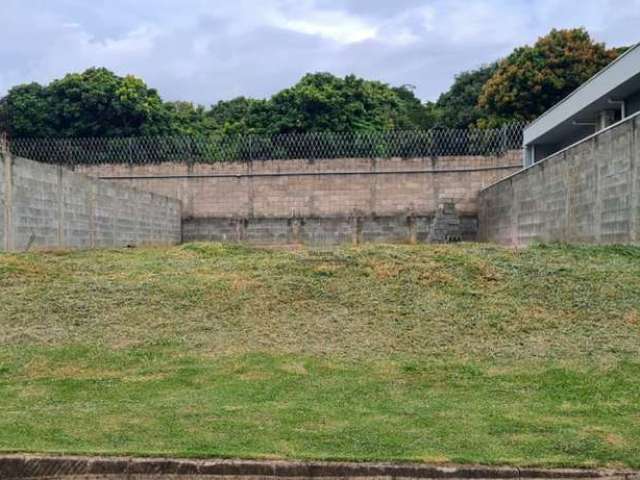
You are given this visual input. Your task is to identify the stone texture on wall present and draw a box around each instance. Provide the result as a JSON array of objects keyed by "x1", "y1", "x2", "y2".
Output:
[
  {"x1": 77, "y1": 152, "x2": 521, "y2": 221},
  {"x1": 478, "y1": 114, "x2": 640, "y2": 245},
  {"x1": 1, "y1": 154, "x2": 182, "y2": 251}
]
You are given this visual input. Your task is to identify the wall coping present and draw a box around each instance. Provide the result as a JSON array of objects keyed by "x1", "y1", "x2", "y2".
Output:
[{"x1": 96, "y1": 164, "x2": 522, "y2": 181}]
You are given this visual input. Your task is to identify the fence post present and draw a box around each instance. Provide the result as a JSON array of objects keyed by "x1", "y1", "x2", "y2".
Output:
[
  {"x1": 1, "y1": 133, "x2": 14, "y2": 251},
  {"x1": 128, "y1": 137, "x2": 134, "y2": 165}
]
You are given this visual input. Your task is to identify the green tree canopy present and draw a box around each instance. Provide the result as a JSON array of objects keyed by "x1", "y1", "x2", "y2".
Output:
[
  {"x1": 164, "y1": 101, "x2": 216, "y2": 136},
  {"x1": 478, "y1": 28, "x2": 620, "y2": 126},
  {"x1": 0, "y1": 68, "x2": 172, "y2": 138},
  {"x1": 431, "y1": 63, "x2": 498, "y2": 128},
  {"x1": 267, "y1": 73, "x2": 433, "y2": 134},
  {"x1": 0, "y1": 83, "x2": 55, "y2": 138},
  {"x1": 0, "y1": 29, "x2": 628, "y2": 138},
  {"x1": 392, "y1": 84, "x2": 438, "y2": 130},
  {"x1": 205, "y1": 97, "x2": 273, "y2": 135},
  {"x1": 0, "y1": 69, "x2": 435, "y2": 138}
]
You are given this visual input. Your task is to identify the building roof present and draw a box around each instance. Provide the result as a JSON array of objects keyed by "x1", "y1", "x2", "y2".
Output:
[{"x1": 523, "y1": 42, "x2": 640, "y2": 146}]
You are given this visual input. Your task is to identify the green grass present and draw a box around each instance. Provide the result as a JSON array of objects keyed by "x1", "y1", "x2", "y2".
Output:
[{"x1": 0, "y1": 242, "x2": 639, "y2": 467}]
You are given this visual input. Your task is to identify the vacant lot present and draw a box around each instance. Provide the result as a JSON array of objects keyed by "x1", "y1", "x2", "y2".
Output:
[{"x1": 0, "y1": 243, "x2": 639, "y2": 467}]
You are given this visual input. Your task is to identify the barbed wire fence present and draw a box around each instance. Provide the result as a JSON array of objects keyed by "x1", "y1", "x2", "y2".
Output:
[{"x1": 4, "y1": 123, "x2": 525, "y2": 166}]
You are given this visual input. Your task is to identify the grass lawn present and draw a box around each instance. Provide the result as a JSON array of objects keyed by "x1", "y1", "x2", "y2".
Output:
[{"x1": 0, "y1": 242, "x2": 639, "y2": 468}]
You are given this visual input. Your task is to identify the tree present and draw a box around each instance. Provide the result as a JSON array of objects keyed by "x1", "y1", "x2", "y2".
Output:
[
  {"x1": 3, "y1": 29, "x2": 625, "y2": 138},
  {"x1": 0, "y1": 68, "x2": 172, "y2": 138},
  {"x1": 0, "y1": 83, "x2": 56, "y2": 137},
  {"x1": 165, "y1": 101, "x2": 216, "y2": 136},
  {"x1": 478, "y1": 28, "x2": 620, "y2": 126},
  {"x1": 431, "y1": 63, "x2": 498, "y2": 128},
  {"x1": 392, "y1": 84, "x2": 438, "y2": 130},
  {"x1": 205, "y1": 97, "x2": 273, "y2": 135},
  {"x1": 268, "y1": 73, "x2": 431, "y2": 134}
]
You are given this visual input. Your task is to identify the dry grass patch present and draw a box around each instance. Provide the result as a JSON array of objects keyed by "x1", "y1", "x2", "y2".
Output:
[{"x1": 1, "y1": 243, "x2": 640, "y2": 466}]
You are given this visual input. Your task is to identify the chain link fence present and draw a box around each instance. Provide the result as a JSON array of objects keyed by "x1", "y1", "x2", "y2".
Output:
[{"x1": 6, "y1": 123, "x2": 525, "y2": 166}]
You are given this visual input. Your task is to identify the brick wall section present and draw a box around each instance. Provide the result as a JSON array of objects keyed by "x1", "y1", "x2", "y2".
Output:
[
  {"x1": 1, "y1": 155, "x2": 182, "y2": 251},
  {"x1": 478, "y1": 114, "x2": 640, "y2": 245},
  {"x1": 77, "y1": 152, "x2": 522, "y2": 220}
]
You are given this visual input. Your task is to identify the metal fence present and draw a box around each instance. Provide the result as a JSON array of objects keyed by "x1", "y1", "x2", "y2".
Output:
[{"x1": 6, "y1": 123, "x2": 525, "y2": 165}]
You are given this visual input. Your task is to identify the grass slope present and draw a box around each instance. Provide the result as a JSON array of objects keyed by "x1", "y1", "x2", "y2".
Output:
[{"x1": 0, "y1": 243, "x2": 639, "y2": 467}]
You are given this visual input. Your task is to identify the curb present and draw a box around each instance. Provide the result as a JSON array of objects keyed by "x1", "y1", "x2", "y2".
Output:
[{"x1": 0, "y1": 455, "x2": 639, "y2": 480}]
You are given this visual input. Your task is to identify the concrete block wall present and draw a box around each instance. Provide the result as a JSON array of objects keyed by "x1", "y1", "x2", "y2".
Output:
[
  {"x1": 0, "y1": 154, "x2": 181, "y2": 251},
  {"x1": 11, "y1": 157, "x2": 64, "y2": 249},
  {"x1": 182, "y1": 213, "x2": 480, "y2": 247},
  {"x1": 478, "y1": 113, "x2": 640, "y2": 245},
  {"x1": 75, "y1": 152, "x2": 519, "y2": 245},
  {"x1": 77, "y1": 152, "x2": 522, "y2": 220}
]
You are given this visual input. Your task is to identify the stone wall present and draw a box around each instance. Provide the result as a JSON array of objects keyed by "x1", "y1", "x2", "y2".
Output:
[
  {"x1": 478, "y1": 113, "x2": 640, "y2": 245},
  {"x1": 1, "y1": 154, "x2": 182, "y2": 251}
]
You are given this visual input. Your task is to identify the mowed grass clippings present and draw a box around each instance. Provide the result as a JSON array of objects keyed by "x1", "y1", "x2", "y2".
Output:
[{"x1": 0, "y1": 243, "x2": 639, "y2": 467}]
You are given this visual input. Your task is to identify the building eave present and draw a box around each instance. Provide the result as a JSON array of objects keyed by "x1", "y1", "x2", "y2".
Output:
[{"x1": 523, "y1": 42, "x2": 640, "y2": 146}]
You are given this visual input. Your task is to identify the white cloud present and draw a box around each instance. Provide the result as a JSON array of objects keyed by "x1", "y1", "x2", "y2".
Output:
[
  {"x1": 268, "y1": 8, "x2": 378, "y2": 44},
  {"x1": 0, "y1": 0, "x2": 638, "y2": 104}
]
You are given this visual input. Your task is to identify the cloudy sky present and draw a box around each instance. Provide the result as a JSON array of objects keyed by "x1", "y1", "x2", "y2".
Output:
[{"x1": 2, "y1": 0, "x2": 639, "y2": 105}]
